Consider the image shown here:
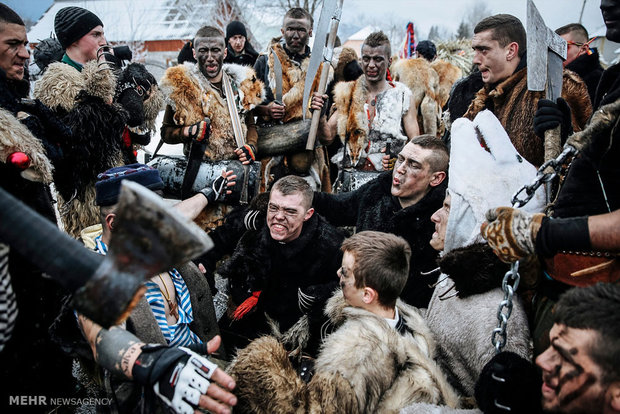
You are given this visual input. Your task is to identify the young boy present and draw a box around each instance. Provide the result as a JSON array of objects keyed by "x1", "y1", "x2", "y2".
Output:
[{"x1": 229, "y1": 231, "x2": 458, "y2": 413}]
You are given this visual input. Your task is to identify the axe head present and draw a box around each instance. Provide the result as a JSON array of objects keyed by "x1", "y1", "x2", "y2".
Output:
[
  {"x1": 71, "y1": 181, "x2": 213, "y2": 327},
  {"x1": 527, "y1": 0, "x2": 567, "y2": 101}
]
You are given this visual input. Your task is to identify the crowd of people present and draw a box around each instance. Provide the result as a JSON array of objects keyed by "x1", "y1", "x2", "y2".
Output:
[{"x1": 0, "y1": 1, "x2": 619, "y2": 413}]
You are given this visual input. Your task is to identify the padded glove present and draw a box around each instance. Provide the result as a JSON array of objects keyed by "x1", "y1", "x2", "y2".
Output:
[
  {"x1": 237, "y1": 144, "x2": 256, "y2": 163},
  {"x1": 188, "y1": 119, "x2": 210, "y2": 143},
  {"x1": 533, "y1": 98, "x2": 572, "y2": 143},
  {"x1": 199, "y1": 170, "x2": 231, "y2": 203},
  {"x1": 480, "y1": 207, "x2": 545, "y2": 263},
  {"x1": 132, "y1": 345, "x2": 219, "y2": 414}
]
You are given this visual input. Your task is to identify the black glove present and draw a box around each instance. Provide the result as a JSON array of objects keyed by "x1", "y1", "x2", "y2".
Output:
[
  {"x1": 188, "y1": 119, "x2": 210, "y2": 143},
  {"x1": 533, "y1": 98, "x2": 572, "y2": 143},
  {"x1": 475, "y1": 351, "x2": 542, "y2": 413},
  {"x1": 199, "y1": 172, "x2": 229, "y2": 203},
  {"x1": 132, "y1": 344, "x2": 218, "y2": 414},
  {"x1": 117, "y1": 87, "x2": 145, "y2": 127},
  {"x1": 238, "y1": 144, "x2": 256, "y2": 163}
]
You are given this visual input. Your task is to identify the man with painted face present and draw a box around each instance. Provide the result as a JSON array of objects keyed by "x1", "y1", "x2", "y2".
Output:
[
  {"x1": 216, "y1": 175, "x2": 344, "y2": 357},
  {"x1": 311, "y1": 31, "x2": 419, "y2": 178},
  {"x1": 456, "y1": 14, "x2": 591, "y2": 169},
  {"x1": 312, "y1": 135, "x2": 448, "y2": 308},
  {"x1": 160, "y1": 25, "x2": 265, "y2": 230}
]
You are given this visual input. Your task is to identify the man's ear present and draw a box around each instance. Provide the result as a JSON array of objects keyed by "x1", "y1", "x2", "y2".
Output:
[
  {"x1": 609, "y1": 382, "x2": 620, "y2": 412},
  {"x1": 506, "y1": 41, "x2": 519, "y2": 61},
  {"x1": 105, "y1": 213, "x2": 116, "y2": 232},
  {"x1": 362, "y1": 287, "x2": 378, "y2": 305},
  {"x1": 303, "y1": 207, "x2": 314, "y2": 222},
  {"x1": 192, "y1": 48, "x2": 197, "y2": 60},
  {"x1": 223, "y1": 45, "x2": 228, "y2": 60},
  {"x1": 429, "y1": 171, "x2": 447, "y2": 187}
]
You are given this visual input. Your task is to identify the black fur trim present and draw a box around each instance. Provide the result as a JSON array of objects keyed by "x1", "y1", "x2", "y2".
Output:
[{"x1": 438, "y1": 243, "x2": 510, "y2": 298}]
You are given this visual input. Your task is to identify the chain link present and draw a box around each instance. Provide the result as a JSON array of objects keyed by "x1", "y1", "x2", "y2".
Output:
[{"x1": 491, "y1": 144, "x2": 577, "y2": 354}]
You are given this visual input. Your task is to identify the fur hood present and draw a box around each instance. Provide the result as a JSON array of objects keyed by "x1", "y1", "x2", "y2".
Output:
[{"x1": 0, "y1": 107, "x2": 53, "y2": 183}]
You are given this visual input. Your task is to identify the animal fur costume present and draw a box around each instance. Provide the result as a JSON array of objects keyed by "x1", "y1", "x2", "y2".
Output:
[
  {"x1": 431, "y1": 60, "x2": 462, "y2": 110},
  {"x1": 463, "y1": 66, "x2": 592, "y2": 168},
  {"x1": 391, "y1": 57, "x2": 441, "y2": 137},
  {"x1": 313, "y1": 172, "x2": 447, "y2": 309},
  {"x1": 332, "y1": 76, "x2": 412, "y2": 169},
  {"x1": 159, "y1": 62, "x2": 264, "y2": 160},
  {"x1": 228, "y1": 290, "x2": 459, "y2": 413},
  {"x1": 34, "y1": 60, "x2": 130, "y2": 237}
]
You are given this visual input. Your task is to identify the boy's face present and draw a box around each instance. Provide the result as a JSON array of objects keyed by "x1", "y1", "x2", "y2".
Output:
[{"x1": 338, "y1": 252, "x2": 365, "y2": 307}]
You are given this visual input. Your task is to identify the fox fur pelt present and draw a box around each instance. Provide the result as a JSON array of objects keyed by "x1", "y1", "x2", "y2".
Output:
[
  {"x1": 229, "y1": 290, "x2": 459, "y2": 413},
  {"x1": 160, "y1": 62, "x2": 265, "y2": 160},
  {"x1": 391, "y1": 57, "x2": 441, "y2": 136},
  {"x1": 431, "y1": 59, "x2": 462, "y2": 108}
]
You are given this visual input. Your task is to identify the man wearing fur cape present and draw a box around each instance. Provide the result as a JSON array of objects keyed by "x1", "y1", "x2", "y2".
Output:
[
  {"x1": 160, "y1": 25, "x2": 265, "y2": 230},
  {"x1": 253, "y1": 7, "x2": 331, "y2": 191},
  {"x1": 229, "y1": 231, "x2": 459, "y2": 413},
  {"x1": 312, "y1": 31, "x2": 419, "y2": 184}
]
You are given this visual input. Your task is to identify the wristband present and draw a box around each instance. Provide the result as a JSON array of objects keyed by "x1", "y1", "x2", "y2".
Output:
[{"x1": 535, "y1": 216, "x2": 591, "y2": 257}]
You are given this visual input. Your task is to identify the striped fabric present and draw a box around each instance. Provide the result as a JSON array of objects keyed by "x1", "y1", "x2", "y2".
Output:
[
  {"x1": 0, "y1": 243, "x2": 18, "y2": 352},
  {"x1": 93, "y1": 236, "x2": 201, "y2": 347}
]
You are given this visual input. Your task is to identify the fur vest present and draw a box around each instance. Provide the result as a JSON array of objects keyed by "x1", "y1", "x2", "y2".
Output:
[
  {"x1": 333, "y1": 77, "x2": 411, "y2": 168},
  {"x1": 313, "y1": 172, "x2": 446, "y2": 308},
  {"x1": 266, "y1": 40, "x2": 311, "y2": 123},
  {"x1": 160, "y1": 62, "x2": 264, "y2": 160},
  {"x1": 464, "y1": 66, "x2": 591, "y2": 167},
  {"x1": 228, "y1": 291, "x2": 459, "y2": 413}
]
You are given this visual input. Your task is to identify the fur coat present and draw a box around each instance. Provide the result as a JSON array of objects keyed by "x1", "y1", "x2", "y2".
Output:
[
  {"x1": 34, "y1": 60, "x2": 127, "y2": 238},
  {"x1": 566, "y1": 48, "x2": 604, "y2": 103},
  {"x1": 217, "y1": 213, "x2": 344, "y2": 354},
  {"x1": 313, "y1": 172, "x2": 447, "y2": 308},
  {"x1": 332, "y1": 77, "x2": 411, "y2": 168},
  {"x1": 464, "y1": 66, "x2": 591, "y2": 167},
  {"x1": 159, "y1": 62, "x2": 264, "y2": 160},
  {"x1": 228, "y1": 291, "x2": 459, "y2": 413}
]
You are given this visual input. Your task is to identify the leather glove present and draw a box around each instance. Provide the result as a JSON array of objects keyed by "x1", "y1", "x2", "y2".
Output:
[
  {"x1": 533, "y1": 98, "x2": 572, "y2": 143},
  {"x1": 480, "y1": 207, "x2": 545, "y2": 263},
  {"x1": 188, "y1": 119, "x2": 210, "y2": 143},
  {"x1": 237, "y1": 144, "x2": 256, "y2": 163},
  {"x1": 475, "y1": 351, "x2": 542, "y2": 414},
  {"x1": 199, "y1": 170, "x2": 231, "y2": 203},
  {"x1": 132, "y1": 344, "x2": 219, "y2": 414},
  {"x1": 117, "y1": 87, "x2": 145, "y2": 127}
]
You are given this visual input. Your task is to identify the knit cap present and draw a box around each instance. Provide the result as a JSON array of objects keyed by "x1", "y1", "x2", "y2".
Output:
[
  {"x1": 95, "y1": 164, "x2": 164, "y2": 206},
  {"x1": 54, "y1": 7, "x2": 103, "y2": 49},
  {"x1": 226, "y1": 21, "x2": 247, "y2": 41}
]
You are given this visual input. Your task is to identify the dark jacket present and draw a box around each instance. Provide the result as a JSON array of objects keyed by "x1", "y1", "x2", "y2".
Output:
[
  {"x1": 553, "y1": 62, "x2": 620, "y2": 218},
  {"x1": 224, "y1": 42, "x2": 258, "y2": 67},
  {"x1": 313, "y1": 172, "x2": 447, "y2": 308},
  {"x1": 566, "y1": 48, "x2": 605, "y2": 104},
  {"x1": 218, "y1": 213, "x2": 344, "y2": 355}
]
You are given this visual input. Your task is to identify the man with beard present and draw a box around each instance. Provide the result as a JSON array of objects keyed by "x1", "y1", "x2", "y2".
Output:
[
  {"x1": 311, "y1": 31, "x2": 419, "y2": 179},
  {"x1": 160, "y1": 25, "x2": 264, "y2": 230},
  {"x1": 312, "y1": 135, "x2": 448, "y2": 308}
]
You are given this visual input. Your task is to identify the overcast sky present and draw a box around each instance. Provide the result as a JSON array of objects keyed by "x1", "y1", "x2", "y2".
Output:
[{"x1": 6, "y1": 0, "x2": 607, "y2": 40}]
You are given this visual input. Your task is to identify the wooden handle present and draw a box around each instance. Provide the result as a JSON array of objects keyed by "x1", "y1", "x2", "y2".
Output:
[{"x1": 306, "y1": 62, "x2": 331, "y2": 150}]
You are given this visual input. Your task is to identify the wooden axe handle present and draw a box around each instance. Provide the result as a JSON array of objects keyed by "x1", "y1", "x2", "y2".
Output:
[{"x1": 306, "y1": 62, "x2": 331, "y2": 150}]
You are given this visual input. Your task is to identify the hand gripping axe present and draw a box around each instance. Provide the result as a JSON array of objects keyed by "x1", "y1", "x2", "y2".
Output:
[{"x1": 0, "y1": 181, "x2": 213, "y2": 327}]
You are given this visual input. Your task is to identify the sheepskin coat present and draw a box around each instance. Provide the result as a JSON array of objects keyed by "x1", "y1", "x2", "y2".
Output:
[
  {"x1": 34, "y1": 60, "x2": 127, "y2": 238},
  {"x1": 464, "y1": 65, "x2": 592, "y2": 168},
  {"x1": 552, "y1": 62, "x2": 620, "y2": 218},
  {"x1": 228, "y1": 291, "x2": 459, "y2": 413},
  {"x1": 332, "y1": 77, "x2": 412, "y2": 169},
  {"x1": 217, "y1": 213, "x2": 344, "y2": 354},
  {"x1": 313, "y1": 172, "x2": 447, "y2": 308},
  {"x1": 159, "y1": 62, "x2": 264, "y2": 160}
]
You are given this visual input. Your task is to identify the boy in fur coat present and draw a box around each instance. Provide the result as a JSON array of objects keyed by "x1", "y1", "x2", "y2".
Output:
[{"x1": 229, "y1": 230, "x2": 459, "y2": 413}]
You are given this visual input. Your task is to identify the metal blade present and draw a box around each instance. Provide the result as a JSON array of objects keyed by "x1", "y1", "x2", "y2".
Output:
[
  {"x1": 302, "y1": 0, "x2": 338, "y2": 120},
  {"x1": 527, "y1": 0, "x2": 547, "y2": 92},
  {"x1": 272, "y1": 49, "x2": 284, "y2": 103},
  {"x1": 547, "y1": 52, "x2": 563, "y2": 102}
]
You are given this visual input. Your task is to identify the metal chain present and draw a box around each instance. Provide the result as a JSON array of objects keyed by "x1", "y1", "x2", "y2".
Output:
[{"x1": 491, "y1": 144, "x2": 578, "y2": 354}]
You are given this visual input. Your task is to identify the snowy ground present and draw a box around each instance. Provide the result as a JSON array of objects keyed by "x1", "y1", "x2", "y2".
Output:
[{"x1": 136, "y1": 110, "x2": 184, "y2": 163}]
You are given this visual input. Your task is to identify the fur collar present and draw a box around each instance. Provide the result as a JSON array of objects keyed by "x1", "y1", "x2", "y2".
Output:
[
  {"x1": 566, "y1": 48, "x2": 603, "y2": 76},
  {"x1": 438, "y1": 242, "x2": 510, "y2": 298},
  {"x1": 0, "y1": 107, "x2": 53, "y2": 183}
]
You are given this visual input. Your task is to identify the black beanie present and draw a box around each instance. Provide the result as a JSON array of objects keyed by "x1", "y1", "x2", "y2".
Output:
[
  {"x1": 226, "y1": 21, "x2": 247, "y2": 41},
  {"x1": 95, "y1": 164, "x2": 164, "y2": 206},
  {"x1": 55, "y1": 7, "x2": 104, "y2": 49}
]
